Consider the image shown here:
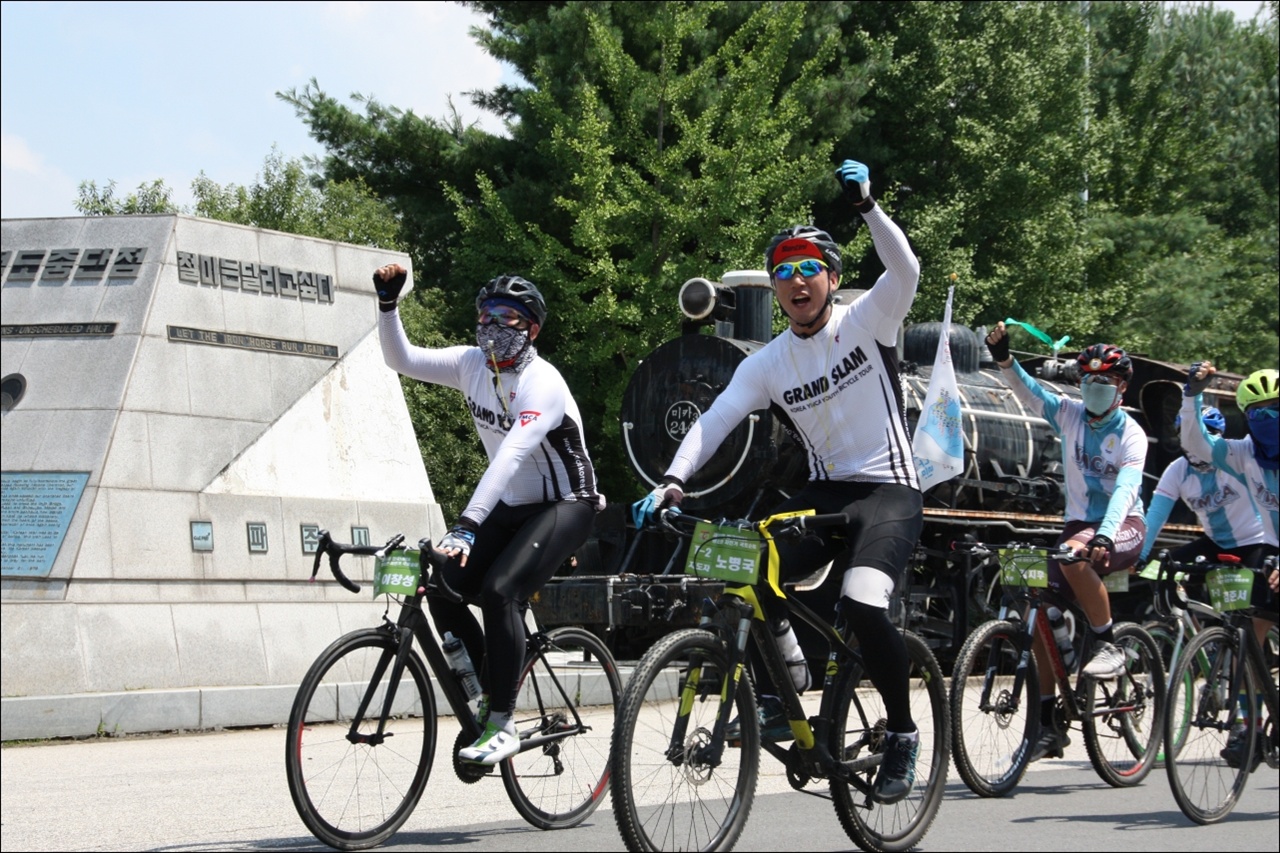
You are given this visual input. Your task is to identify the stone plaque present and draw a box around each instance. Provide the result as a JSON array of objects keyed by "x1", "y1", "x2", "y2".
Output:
[
  {"x1": 0, "y1": 472, "x2": 90, "y2": 577},
  {"x1": 301, "y1": 524, "x2": 321, "y2": 554},
  {"x1": 247, "y1": 522, "x2": 268, "y2": 553},
  {"x1": 191, "y1": 521, "x2": 214, "y2": 552}
]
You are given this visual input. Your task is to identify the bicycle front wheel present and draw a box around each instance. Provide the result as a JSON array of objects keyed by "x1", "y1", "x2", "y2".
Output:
[
  {"x1": 502, "y1": 626, "x2": 622, "y2": 829},
  {"x1": 1143, "y1": 618, "x2": 1187, "y2": 764},
  {"x1": 832, "y1": 630, "x2": 950, "y2": 853},
  {"x1": 949, "y1": 619, "x2": 1039, "y2": 797},
  {"x1": 285, "y1": 628, "x2": 436, "y2": 850},
  {"x1": 1082, "y1": 622, "x2": 1166, "y2": 787},
  {"x1": 611, "y1": 628, "x2": 759, "y2": 852},
  {"x1": 1165, "y1": 625, "x2": 1256, "y2": 824}
]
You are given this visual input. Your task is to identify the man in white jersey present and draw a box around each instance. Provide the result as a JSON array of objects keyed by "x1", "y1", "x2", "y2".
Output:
[
  {"x1": 633, "y1": 159, "x2": 924, "y2": 804},
  {"x1": 984, "y1": 327, "x2": 1148, "y2": 762},
  {"x1": 1140, "y1": 405, "x2": 1267, "y2": 567},
  {"x1": 374, "y1": 264, "x2": 603, "y2": 765},
  {"x1": 1181, "y1": 363, "x2": 1279, "y2": 770}
]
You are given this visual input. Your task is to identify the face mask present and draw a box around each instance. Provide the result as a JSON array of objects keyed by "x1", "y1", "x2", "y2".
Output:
[
  {"x1": 477, "y1": 323, "x2": 530, "y2": 367},
  {"x1": 1248, "y1": 413, "x2": 1280, "y2": 466},
  {"x1": 1081, "y1": 382, "x2": 1119, "y2": 417}
]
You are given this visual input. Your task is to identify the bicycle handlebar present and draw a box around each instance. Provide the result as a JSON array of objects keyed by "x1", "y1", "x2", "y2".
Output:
[
  {"x1": 656, "y1": 508, "x2": 850, "y2": 540},
  {"x1": 1149, "y1": 549, "x2": 1277, "y2": 619},
  {"x1": 950, "y1": 539, "x2": 1087, "y2": 565},
  {"x1": 309, "y1": 530, "x2": 463, "y2": 602}
]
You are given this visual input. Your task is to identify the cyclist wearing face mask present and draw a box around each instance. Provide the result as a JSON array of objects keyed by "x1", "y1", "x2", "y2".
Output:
[
  {"x1": 1139, "y1": 406, "x2": 1266, "y2": 566},
  {"x1": 1181, "y1": 366, "x2": 1279, "y2": 743},
  {"x1": 985, "y1": 327, "x2": 1148, "y2": 761},
  {"x1": 373, "y1": 264, "x2": 603, "y2": 766}
]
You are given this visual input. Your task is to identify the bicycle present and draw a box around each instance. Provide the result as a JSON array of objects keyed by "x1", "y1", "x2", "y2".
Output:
[
  {"x1": 609, "y1": 509, "x2": 949, "y2": 852},
  {"x1": 1156, "y1": 552, "x2": 1279, "y2": 825},
  {"x1": 948, "y1": 542, "x2": 1165, "y2": 797},
  {"x1": 285, "y1": 530, "x2": 622, "y2": 850}
]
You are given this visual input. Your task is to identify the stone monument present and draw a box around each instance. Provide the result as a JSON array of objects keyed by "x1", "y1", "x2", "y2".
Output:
[{"x1": 1, "y1": 214, "x2": 442, "y2": 738}]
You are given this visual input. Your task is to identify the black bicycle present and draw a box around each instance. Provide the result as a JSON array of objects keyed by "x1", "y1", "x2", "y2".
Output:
[
  {"x1": 610, "y1": 509, "x2": 949, "y2": 852},
  {"x1": 1155, "y1": 552, "x2": 1279, "y2": 824},
  {"x1": 948, "y1": 541, "x2": 1166, "y2": 797},
  {"x1": 285, "y1": 530, "x2": 622, "y2": 850}
]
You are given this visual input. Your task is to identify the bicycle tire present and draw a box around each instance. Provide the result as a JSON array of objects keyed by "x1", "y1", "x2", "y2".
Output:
[
  {"x1": 1264, "y1": 623, "x2": 1279, "y2": 771},
  {"x1": 285, "y1": 628, "x2": 437, "y2": 850},
  {"x1": 1143, "y1": 618, "x2": 1192, "y2": 765},
  {"x1": 1165, "y1": 625, "x2": 1256, "y2": 824},
  {"x1": 502, "y1": 626, "x2": 622, "y2": 829},
  {"x1": 610, "y1": 627, "x2": 759, "y2": 852},
  {"x1": 949, "y1": 619, "x2": 1039, "y2": 797},
  {"x1": 1082, "y1": 622, "x2": 1165, "y2": 787},
  {"x1": 832, "y1": 630, "x2": 950, "y2": 852}
]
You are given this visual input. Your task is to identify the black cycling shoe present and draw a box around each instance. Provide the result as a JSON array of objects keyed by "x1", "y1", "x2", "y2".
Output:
[
  {"x1": 1220, "y1": 724, "x2": 1262, "y2": 772},
  {"x1": 1030, "y1": 728, "x2": 1071, "y2": 762},
  {"x1": 872, "y1": 732, "x2": 920, "y2": 804}
]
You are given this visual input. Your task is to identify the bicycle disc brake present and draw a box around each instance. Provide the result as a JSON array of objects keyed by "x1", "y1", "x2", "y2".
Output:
[{"x1": 453, "y1": 728, "x2": 496, "y2": 783}]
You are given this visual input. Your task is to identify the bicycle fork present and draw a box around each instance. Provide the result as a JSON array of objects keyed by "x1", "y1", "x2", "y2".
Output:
[
  {"x1": 666, "y1": 597, "x2": 754, "y2": 768},
  {"x1": 347, "y1": 623, "x2": 414, "y2": 746}
]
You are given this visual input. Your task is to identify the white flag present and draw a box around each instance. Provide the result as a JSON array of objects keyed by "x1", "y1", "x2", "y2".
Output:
[{"x1": 912, "y1": 285, "x2": 965, "y2": 491}]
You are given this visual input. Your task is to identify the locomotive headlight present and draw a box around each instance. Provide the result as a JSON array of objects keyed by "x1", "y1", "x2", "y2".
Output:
[{"x1": 678, "y1": 277, "x2": 736, "y2": 323}]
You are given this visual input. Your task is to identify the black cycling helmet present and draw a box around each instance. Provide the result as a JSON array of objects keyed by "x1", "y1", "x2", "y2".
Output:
[
  {"x1": 1076, "y1": 343, "x2": 1133, "y2": 382},
  {"x1": 764, "y1": 225, "x2": 843, "y2": 276},
  {"x1": 475, "y1": 274, "x2": 547, "y2": 328}
]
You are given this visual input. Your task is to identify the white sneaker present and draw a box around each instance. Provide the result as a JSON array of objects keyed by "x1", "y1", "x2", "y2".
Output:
[
  {"x1": 459, "y1": 721, "x2": 520, "y2": 765},
  {"x1": 1083, "y1": 641, "x2": 1125, "y2": 680}
]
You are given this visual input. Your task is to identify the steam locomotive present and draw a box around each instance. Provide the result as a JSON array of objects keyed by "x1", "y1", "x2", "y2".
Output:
[{"x1": 531, "y1": 272, "x2": 1245, "y2": 667}]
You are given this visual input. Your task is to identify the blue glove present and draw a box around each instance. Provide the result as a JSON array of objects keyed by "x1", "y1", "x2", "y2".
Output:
[
  {"x1": 631, "y1": 483, "x2": 684, "y2": 529},
  {"x1": 835, "y1": 159, "x2": 873, "y2": 209},
  {"x1": 1184, "y1": 361, "x2": 1213, "y2": 398},
  {"x1": 438, "y1": 524, "x2": 477, "y2": 559}
]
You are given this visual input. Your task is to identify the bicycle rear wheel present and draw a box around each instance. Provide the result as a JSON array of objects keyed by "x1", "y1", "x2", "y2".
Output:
[
  {"x1": 832, "y1": 630, "x2": 949, "y2": 852},
  {"x1": 949, "y1": 619, "x2": 1039, "y2": 797},
  {"x1": 1165, "y1": 625, "x2": 1256, "y2": 824},
  {"x1": 611, "y1": 627, "x2": 759, "y2": 852},
  {"x1": 285, "y1": 628, "x2": 436, "y2": 850},
  {"x1": 502, "y1": 626, "x2": 622, "y2": 829},
  {"x1": 1082, "y1": 622, "x2": 1165, "y2": 786}
]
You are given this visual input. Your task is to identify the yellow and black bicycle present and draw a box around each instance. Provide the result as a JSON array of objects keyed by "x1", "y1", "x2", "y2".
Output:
[{"x1": 609, "y1": 509, "x2": 949, "y2": 852}]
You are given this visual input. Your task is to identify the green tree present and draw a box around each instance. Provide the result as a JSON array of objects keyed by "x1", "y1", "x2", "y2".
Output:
[{"x1": 75, "y1": 178, "x2": 179, "y2": 215}]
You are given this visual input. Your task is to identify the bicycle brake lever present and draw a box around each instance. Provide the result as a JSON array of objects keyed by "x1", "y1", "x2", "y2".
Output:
[{"x1": 310, "y1": 530, "x2": 331, "y2": 581}]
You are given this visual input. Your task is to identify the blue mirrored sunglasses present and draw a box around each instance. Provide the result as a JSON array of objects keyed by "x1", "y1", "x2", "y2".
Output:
[
  {"x1": 1246, "y1": 403, "x2": 1279, "y2": 421},
  {"x1": 477, "y1": 306, "x2": 531, "y2": 328},
  {"x1": 772, "y1": 259, "x2": 828, "y2": 280}
]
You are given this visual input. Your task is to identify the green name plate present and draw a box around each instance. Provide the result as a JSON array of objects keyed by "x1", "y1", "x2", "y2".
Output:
[
  {"x1": 685, "y1": 522, "x2": 763, "y2": 584},
  {"x1": 1102, "y1": 570, "x2": 1130, "y2": 592},
  {"x1": 373, "y1": 549, "x2": 420, "y2": 597},
  {"x1": 1206, "y1": 567, "x2": 1253, "y2": 612},
  {"x1": 998, "y1": 549, "x2": 1049, "y2": 588}
]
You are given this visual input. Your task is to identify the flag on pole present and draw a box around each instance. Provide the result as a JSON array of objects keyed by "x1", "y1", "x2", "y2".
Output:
[{"x1": 912, "y1": 283, "x2": 965, "y2": 491}]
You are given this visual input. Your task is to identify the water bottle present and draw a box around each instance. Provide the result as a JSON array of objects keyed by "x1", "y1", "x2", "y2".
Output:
[
  {"x1": 442, "y1": 632, "x2": 482, "y2": 699},
  {"x1": 772, "y1": 619, "x2": 811, "y2": 692},
  {"x1": 1046, "y1": 606, "x2": 1075, "y2": 670}
]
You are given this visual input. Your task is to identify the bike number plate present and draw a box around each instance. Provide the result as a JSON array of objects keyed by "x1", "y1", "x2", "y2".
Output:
[
  {"x1": 373, "y1": 549, "x2": 421, "y2": 597},
  {"x1": 1206, "y1": 567, "x2": 1253, "y2": 612},
  {"x1": 685, "y1": 522, "x2": 763, "y2": 584},
  {"x1": 998, "y1": 549, "x2": 1049, "y2": 588}
]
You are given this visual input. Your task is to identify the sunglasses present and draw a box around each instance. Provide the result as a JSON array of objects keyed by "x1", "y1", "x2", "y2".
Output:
[
  {"x1": 1247, "y1": 403, "x2": 1279, "y2": 421},
  {"x1": 477, "y1": 306, "x2": 531, "y2": 329},
  {"x1": 771, "y1": 259, "x2": 828, "y2": 280},
  {"x1": 1082, "y1": 373, "x2": 1122, "y2": 386}
]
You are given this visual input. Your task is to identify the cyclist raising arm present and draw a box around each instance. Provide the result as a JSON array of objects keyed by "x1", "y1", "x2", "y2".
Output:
[
  {"x1": 374, "y1": 265, "x2": 604, "y2": 765},
  {"x1": 984, "y1": 326, "x2": 1148, "y2": 761},
  {"x1": 1140, "y1": 405, "x2": 1267, "y2": 567},
  {"x1": 1181, "y1": 364, "x2": 1279, "y2": 769},
  {"x1": 634, "y1": 159, "x2": 924, "y2": 805}
]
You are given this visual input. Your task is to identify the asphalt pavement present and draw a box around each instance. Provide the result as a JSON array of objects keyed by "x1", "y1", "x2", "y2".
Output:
[{"x1": 2, "y1": 723, "x2": 1277, "y2": 851}]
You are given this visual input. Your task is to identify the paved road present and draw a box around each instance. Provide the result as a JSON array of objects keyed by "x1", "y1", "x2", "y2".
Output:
[{"x1": 2, "y1": 723, "x2": 1276, "y2": 851}]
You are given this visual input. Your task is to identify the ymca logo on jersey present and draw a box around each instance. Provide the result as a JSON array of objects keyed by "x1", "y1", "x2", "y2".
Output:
[
  {"x1": 1073, "y1": 440, "x2": 1120, "y2": 477},
  {"x1": 1187, "y1": 483, "x2": 1240, "y2": 512},
  {"x1": 518, "y1": 410, "x2": 541, "y2": 427}
]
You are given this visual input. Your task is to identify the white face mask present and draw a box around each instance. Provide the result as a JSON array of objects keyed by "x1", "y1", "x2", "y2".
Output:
[{"x1": 1081, "y1": 381, "x2": 1119, "y2": 417}]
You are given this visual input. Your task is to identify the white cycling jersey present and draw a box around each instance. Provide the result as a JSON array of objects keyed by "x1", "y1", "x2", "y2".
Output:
[
  {"x1": 379, "y1": 311, "x2": 602, "y2": 526},
  {"x1": 998, "y1": 361, "x2": 1147, "y2": 540},
  {"x1": 1182, "y1": 393, "x2": 1279, "y2": 546},
  {"x1": 664, "y1": 204, "x2": 921, "y2": 488},
  {"x1": 1141, "y1": 456, "x2": 1266, "y2": 560}
]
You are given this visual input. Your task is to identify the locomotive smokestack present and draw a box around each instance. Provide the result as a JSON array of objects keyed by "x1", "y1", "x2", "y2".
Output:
[{"x1": 721, "y1": 270, "x2": 773, "y2": 344}]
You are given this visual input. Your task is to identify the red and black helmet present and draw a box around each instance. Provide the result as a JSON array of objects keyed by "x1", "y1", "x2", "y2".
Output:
[{"x1": 1076, "y1": 343, "x2": 1132, "y2": 381}]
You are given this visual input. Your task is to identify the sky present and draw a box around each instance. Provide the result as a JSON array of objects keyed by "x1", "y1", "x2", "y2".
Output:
[{"x1": 1, "y1": 1, "x2": 1271, "y2": 221}]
